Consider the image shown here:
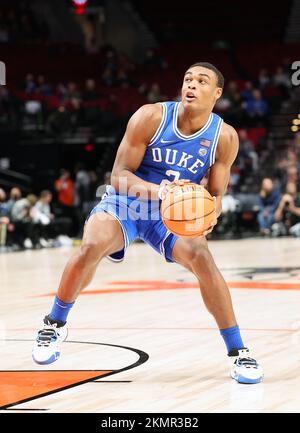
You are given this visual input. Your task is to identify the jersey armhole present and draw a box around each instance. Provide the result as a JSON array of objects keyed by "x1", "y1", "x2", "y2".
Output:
[
  {"x1": 148, "y1": 103, "x2": 167, "y2": 146},
  {"x1": 209, "y1": 118, "x2": 223, "y2": 166}
]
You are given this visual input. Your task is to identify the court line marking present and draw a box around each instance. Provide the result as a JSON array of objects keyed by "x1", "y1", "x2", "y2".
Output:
[
  {"x1": 0, "y1": 339, "x2": 149, "y2": 410},
  {"x1": 30, "y1": 279, "x2": 300, "y2": 299},
  {"x1": 4, "y1": 408, "x2": 48, "y2": 411}
]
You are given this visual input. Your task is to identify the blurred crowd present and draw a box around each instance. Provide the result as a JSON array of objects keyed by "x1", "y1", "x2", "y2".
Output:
[
  {"x1": 215, "y1": 63, "x2": 293, "y2": 127},
  {"x1": 0, "y1": 165, "x2": 104, "y2": 251},
  {"x1": 1, "y1": 43, "x2": 299, "y2": 246},
  {"x1": 0, "y1": 43, "x2": 293, "y2": 138},
  {"x1": 0, "y1": 8, "x2": 298, "y2": 246},
  {"x1": 0, "y1": 3, "x2": 49, "y2": 44},
  {"x1": 0, "y1": 46, "x2": 172, "y2": 135},
  {"x1": 2, "y1": 127, "x2": 300, "y2": 252},
  {"x1": 256, "y1": 175, "x2": 300, "y2": 238}
]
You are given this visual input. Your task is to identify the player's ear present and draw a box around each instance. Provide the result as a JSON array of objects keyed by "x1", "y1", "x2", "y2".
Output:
[{"x1": 215, "y1": 87, "x2": 223, "y2": 100}]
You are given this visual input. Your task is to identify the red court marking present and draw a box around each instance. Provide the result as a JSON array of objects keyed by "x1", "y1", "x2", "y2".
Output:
[
  {"x1": 109, "y1": 280, "x2": 300, "y2": 290},
  {"x1": 0, "y1": 370, "x2": 112, "y2": 409},
  {"x1": 32, "y1": 279, "x2": 300, "y2": 298}
]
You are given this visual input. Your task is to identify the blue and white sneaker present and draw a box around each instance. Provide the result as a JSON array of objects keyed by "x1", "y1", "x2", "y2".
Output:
[
  {"x1": 229, "y1": 348, "x2": 263, "y2": 384},
  {"x1": 32, "y1": 316, "x2": 68, "y2": 365}
]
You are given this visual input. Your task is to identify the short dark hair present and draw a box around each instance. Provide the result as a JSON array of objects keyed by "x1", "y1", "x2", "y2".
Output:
[
  {"x1": 40, "y1": 189, "x2": 52, "y2": 198},
  {"x1": 187, "y1": 62, "x2": 225, "y2": 88}
]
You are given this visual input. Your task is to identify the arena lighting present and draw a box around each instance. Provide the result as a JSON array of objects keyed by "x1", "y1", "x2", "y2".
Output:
[
  {"x1": 72, "y1": 0, "x2": 88, "y2": 15},
  {"x1": 84, "y1": 143, "x2": 94, "y2": 152},
  {"x1": 291, "y1": 125, "x2": 299, "y2": 132},
  {"x1": 292, "y1": 119, "x2": 300, "y2": 125}
]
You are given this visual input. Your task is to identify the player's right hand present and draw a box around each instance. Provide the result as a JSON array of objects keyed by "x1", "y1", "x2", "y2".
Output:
[{"x1": 158, "y1": 179, "x2": 190, "y2": 200}]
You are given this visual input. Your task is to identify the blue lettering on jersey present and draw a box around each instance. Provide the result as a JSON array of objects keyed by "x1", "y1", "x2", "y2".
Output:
[{"x1": 134, "y1": 101, "x2": 223, "y2": 185}]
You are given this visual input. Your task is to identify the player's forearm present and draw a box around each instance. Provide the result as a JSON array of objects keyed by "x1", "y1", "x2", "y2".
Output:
[
  {"x1": 215, "y1": 195, "x2": 222, "y2": 218},
  {"x1": 111, "y1": 169, "x2": 159, "y2": 200}
]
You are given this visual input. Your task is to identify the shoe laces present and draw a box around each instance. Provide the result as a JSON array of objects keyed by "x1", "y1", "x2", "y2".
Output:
[
  {"x1": 235, "y1": 356, "x2": 258, "y2": 368},
  {"x1": 36, "y1": 325, "x2": 58, "y2": 347}
]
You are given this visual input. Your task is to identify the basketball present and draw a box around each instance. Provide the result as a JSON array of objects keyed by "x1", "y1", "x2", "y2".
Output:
[{"x1": 160, "y1": 182, "x2": 215, "y2": 237}]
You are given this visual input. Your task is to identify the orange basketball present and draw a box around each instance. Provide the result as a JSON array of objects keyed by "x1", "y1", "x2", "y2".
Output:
[{"x1": 160, "y1": 182, "x2": 215, "y2": 238}]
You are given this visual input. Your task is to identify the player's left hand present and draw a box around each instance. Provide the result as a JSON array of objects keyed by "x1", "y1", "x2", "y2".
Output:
[{"x1": 202, "y1": 196, "x2": 217, "y2": 237}]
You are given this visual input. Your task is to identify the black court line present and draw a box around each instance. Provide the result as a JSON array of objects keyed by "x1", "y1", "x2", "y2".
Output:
[
  {"x1": 4, "y1": 408, "x2": 48, "y2": 411},
  {"x1": 0, "y1": 339, "x2": 149, "y2": 410}
]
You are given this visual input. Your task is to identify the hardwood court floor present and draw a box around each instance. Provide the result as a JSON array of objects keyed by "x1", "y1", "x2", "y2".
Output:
[{"x1": 1, "y1": 237, "x2": 300, "y2": 413}]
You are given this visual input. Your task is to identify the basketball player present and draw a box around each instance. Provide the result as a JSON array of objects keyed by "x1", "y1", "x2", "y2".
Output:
[{"x1": 33, "y1": 62, "x2": 263, "y2": 384}]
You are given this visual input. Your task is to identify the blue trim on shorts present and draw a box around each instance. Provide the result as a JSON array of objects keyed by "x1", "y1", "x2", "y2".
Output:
[{"x1": 163, "y1": 233, "x2": 178, "y2": 262}]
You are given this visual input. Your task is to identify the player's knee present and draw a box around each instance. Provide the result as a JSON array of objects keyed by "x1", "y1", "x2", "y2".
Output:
[
  {"x1": 190, "y1": 247, "x2": 212, "y2": 267},
  {"x1": 77, "y1": 242, "x2": 104, "y2": 266}
]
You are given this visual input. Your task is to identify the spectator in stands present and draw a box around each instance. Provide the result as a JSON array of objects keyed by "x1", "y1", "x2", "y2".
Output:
[
  {"x1": 276, "y1": 148, "x2": 298, "y2": 186},
  {"x1": 54, "y1": 169, "x2": 77, "y2": 235},
  {"x1": 273, "y1": 66, "x2": 291, "y2": 100},
  {"x1": 237, "y1": 129, "x2": 259, "y2": 182},
  {"x1": 55, "y1": 169, "x2": 75, "y2": 209},
  {"x1": 88, "y1": 170, "x2": 99, "y2": 200},
  {"x1": 118, "y1": 52, "x2": 136, "y2": 75},
  {"x1": 215, "y1": 81, "x2": 245, "y2": 125},
  {"x1": 258, "y1": 69, "x2": 270, "y2": 90},
  {"x1": 143, "y1": 48, "x2": 167, "y2": 71},
  {"x1": 5, "y1": 187, "x2": 22, "y2": 214},
  {"x1": 257, "y1": 178, "x2": 281, "y2": 236},
  {"x1": 68, "y1": 97, "x2": 83, "y2": 131},
  {"x1": 82, "y1": 79, "x2": 100, "y2": 102},
  {"x1": 65, "y1": 82, "x2": 81, "y2": 102},
  {"x1": 287, "y1": 164, "x2": 298, "y2": 185},
  {"x1": 245, "y1": 89, "x2": 268, "y2": 126},
  {"x1": 273, "y1": 66, "x2": 291, "y2": 89},
  {"x1": 0, "y1": 188, "x2": 9, "y2": 217},
  {"x1": 22, "y1": 73, "x2": 36, "y2": 93},
  {"x1": 86, "y1": 36, "x2": 99, "y2": 54},
  {"x1": 10, "y1": 193, "x2": 40, "y2": 248},
  {"x1": 32, "y1": 190, "x2": 54, "y2": 225},
  {"x1": 36, "y1": 75, "x2": 52, "y2": 97},
  {"x1": 147, "y1": 83, "x2": 165, "y2": 103},
  {"x1": 0, "y1": 188, "x2": 12, "y2": 248},
  {"x1": 104, "y1": 170, "x2": 111, "y2": 186},
  {"x1": 223, "y1": 92, "x2": 246, "y2": 127},
  {"x1": 47, "y1": 105, "x2": 72, "y2": 134},
  {"x1": 273, "y1": 182, "x2": 300, "y2": 237},
  {"x1": 102, "y1": 46, "x2": 119, "y2": 74},
  {"x1": 214, "y1": 95, "x2": 231, "y2": 114},
  {"x1": 82, "y1": 79, "x2": 101, "y2": 127},
  {"x1": 74, "y1": 163, "x2": 93, "y2": 228},
  {"x1": 56, "y1": 83, "x2": 68, "y2": 102},
  {"x1": 75, "y1": 163, "x2": 91, "y2": 206},
  {"x1": 241, "y1": 81, "x2": 254, "y2": 102},
  {"x1": 32, "y1": 190, "x2": 72, "y2": 245},
  {"x1": 217, "y1": 192, "x2": 240, "y2": 239},
  {"x1": 102, "y1": 68, "x2": 116, "y2": 87},
  {"x1": 116, "y1": 69, "x2": 132, "y2": 88},
  {"x1": 32, "y1": 190, "x2": 54, "y2": 247},
  {"x1": 229, "y1": 166, "x2": 241, "y2": 193},
  {"x1": 222, "y1": 81, "x2": 239, "y2": 105}
]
